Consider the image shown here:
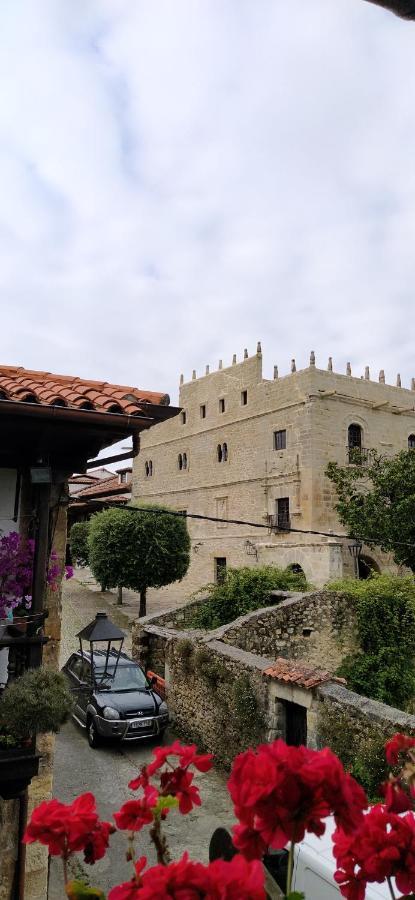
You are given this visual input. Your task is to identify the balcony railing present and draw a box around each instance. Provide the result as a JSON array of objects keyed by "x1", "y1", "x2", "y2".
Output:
[
  {"x1": 267, "y1": 514, "x2": 291, "y2": 534},
  {"x1": 346, "y1": 446, "x2": 374, "y2": 466}
]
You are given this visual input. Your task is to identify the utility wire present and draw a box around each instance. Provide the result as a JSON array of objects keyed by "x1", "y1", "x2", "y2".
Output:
[{"x1": 108, "y1": 504, "x2": 415, "y2": 551}]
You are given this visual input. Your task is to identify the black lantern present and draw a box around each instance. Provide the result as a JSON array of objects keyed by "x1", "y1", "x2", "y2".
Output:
[
  {"x1": 348, "y1": 539, "x2": 363, "y2": 577},
  {"x1": 76, "y1": 612, "x2": 125, "y2": 684}
]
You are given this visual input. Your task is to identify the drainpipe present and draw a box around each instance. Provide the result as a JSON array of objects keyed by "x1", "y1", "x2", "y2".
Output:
[{"x1": 14, "y1": 789, "x2": 28, "y2": 900}]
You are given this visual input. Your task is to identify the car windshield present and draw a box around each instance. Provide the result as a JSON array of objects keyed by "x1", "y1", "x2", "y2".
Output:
[{"x1": 94, "y1": 664, "x2": 148, "y2": 692}]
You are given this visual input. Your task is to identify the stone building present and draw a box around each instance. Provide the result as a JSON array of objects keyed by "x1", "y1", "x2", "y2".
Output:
[{"x1": 133, "y1": 347, "x2": 415, "y2": 600}]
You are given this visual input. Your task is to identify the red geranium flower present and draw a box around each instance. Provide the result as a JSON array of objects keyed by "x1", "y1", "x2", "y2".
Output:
[
  {"x1": 108, "y1": 853, "x2": 265, "y2": 900},
  {"x1": 83, "y1": 820, "x2": 115, "y2": 864},
  {"x1": 113, "y1": 787, "x2": 159, "y2": 832},
  {"x1": 385, "y1": 733, "x2": 415, "y2": 766},
  {"x1": 159, "y1": 767, "x2": 201, "y2": 814},
  {"x1": 228, "y1": 740, "x2": 367, "y2": 856},
  {"x1": 108, "y1": 858, "x2": 147, "y2": 900},
  {"x1": 333, "y1": 805, "x2": 415, "y2": 900},
  {"x1": 23, "y1": 792, "x2": 104, "y2": 857}
]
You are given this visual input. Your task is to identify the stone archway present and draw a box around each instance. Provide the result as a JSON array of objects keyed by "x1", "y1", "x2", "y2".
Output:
[{"x1": 358, "y1": 555, "x2": 380, "y2": 580}]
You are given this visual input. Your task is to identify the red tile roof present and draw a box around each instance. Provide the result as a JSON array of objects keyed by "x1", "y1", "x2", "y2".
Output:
[
  {"x1": 0, "y1": 365, "x2": 169, "y2": 416},
  {"x1": 263, "y1": 658, "x2": 346, "y2": 690},
  {"x1": 74, "y1": 474, "x2": 130, "y2": 499}
]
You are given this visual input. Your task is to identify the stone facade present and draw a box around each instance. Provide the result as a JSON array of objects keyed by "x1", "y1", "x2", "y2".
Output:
[
  {"x1": 133, "y1": 349, "x2": 414, "y2": 602},
  {"x1": 132, "y1": 590, "x2": 415, "y2": 768}
]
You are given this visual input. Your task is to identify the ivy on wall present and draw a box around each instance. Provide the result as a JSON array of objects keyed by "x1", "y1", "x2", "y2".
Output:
[{"x1": 328, "y1": 575, "x2": 415, "y2": 711}]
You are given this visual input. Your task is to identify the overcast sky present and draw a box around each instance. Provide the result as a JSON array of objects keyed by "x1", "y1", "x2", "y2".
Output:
[{"x1": 0, "y1": 0, "x2": 414, "y2": 404}]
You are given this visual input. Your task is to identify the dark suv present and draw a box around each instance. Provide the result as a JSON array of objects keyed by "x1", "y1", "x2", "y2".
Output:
[{"x1": 62, "y1": 649, "x2": 169, "y2": 748}]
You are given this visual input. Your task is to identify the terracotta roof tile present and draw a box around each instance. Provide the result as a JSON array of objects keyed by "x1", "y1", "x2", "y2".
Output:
[
  {"x1": 73, "y1": 474, "x2": 131, "y2": 499},
  {"x1": 263, "y1": 657, "x2": 346, "y2": 690},
  {"x1": 0, "y1": 365, "x2": 168, "y2": 416}
]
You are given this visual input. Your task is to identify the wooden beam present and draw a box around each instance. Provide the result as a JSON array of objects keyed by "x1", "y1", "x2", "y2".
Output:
[{"x1": 86, "y1": 449, "x2": 135, "y2": 469}]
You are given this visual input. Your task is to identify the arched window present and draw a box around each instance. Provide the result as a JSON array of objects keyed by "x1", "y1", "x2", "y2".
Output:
[
  {"x1": 409, "y1": 434, "x2": 415, "y2": 450},
  {"x1": 183, "y1": 452, "x2": 188, "y2": 470},
  {"x1": 178, "y1": 453, "x2": 183, "y2": 470},
  {"x1": 348, "y1": 424, "x2": 363, "y2": 463},
  {"x1": 348, "y1": 424, "x2": 362, "y2": 449},
  {"x1": 149, "y1": 460, "x2": 153, "y2": 476},
  {"x1": 145, "y1": 460, "x2": 153, "y2": 477},
  {"x1": 217, "y1": 444, "x2": 223, "y2": 462},
  {"x1": 222, "y1": 443, "x2": 228, "y2": 462}
]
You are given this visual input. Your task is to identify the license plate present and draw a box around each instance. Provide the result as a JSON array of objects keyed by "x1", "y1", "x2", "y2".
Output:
[{"x1": 131, "y1": 720, "x2": 151, "y2": 729}]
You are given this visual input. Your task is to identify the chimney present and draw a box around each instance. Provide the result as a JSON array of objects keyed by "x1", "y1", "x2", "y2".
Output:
[
  {"x1": 273, "y1": 365, "x2": 279, "y2": 380},
  {"x1": 328, "y1": 357, "x2": 333, "y2": 372},
  {"x1": 218, "y1": 360, "x2": 223, "y2": 370},
  {"x1": 205, "y1": 365, "x2": 210, "y2": 375},
  {"x1": 257, "y1": 341, "x2": 262, "y2": 354},
  {"x1": 192, "y1": 369, "x2": 196, "y2": 380},
  {"x1": 291, "y1": 359, "x2": 296, "y2": 373},
  {"x1": 379, "y1": 370, "x2": 385, "y2": 384},
  {"x1": 365, "y1": 366, "x2": 370, "y2": 380},
  {"x1": 310, "y1": 351, "x2": 316, "y2": 367},
  {"x1": 232, "y1": 354, "x2": 237, "y2": 365},
  {"x1": 244, "y1": 348, "x2": 248, "y2": 359},
  {"x1": 180, "y1": 373, "x2": 184, "y2": 385},
  {"x1": 346, "y1": 362, "x2": 352, "y2": 376},
  {"x1": 396, "y1": 374, "x2": 402, "y2": 388}
]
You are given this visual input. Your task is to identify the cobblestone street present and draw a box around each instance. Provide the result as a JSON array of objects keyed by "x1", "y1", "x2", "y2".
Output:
[{"x1": 48, "y1": 576, "x2": 234, "y2": 898}]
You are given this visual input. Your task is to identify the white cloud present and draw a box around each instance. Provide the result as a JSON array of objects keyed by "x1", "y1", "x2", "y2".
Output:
[{"x1": 0, "y1": 0, "x2": 414, "y2": 400}]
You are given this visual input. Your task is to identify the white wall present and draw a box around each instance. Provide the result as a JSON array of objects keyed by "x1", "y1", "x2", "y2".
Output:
[{"x1": 0, "y1": 468, "x2": 18, "y2": 537}]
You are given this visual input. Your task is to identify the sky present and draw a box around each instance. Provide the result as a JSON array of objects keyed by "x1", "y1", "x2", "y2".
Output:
[{"x1": 1, "y1": 0, "x2": 415, "y2": 406}]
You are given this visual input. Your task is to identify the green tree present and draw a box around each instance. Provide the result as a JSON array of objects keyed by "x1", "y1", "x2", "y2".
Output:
[
  {"x1": 69, "y1": 521, "x2": 90, "y2": 566},
  {"x1": 88, "y1": 505, "x2": 190, "y2": 617},
  {"x1": 191, "y1": 565, "x2": 308, "y2": 629},
  {"x1": 326, "y1": 450, "x2": 415, "y2": 572},
  {"x1": 328, "y1": 575, "x2": 415, "y2": 709}
]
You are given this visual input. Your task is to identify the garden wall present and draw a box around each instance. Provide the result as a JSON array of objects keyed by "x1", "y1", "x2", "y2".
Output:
[
  {"x1": 131, "y1": 590, "x2": 414, "y2": 775},
  {"x1": 212, "y1": 590, "x2": 358, "y2": 672}
]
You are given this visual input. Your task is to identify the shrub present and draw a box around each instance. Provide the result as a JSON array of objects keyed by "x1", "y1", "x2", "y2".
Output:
[
  {"x1": 88, "y1": 505, "x2": 190, "y2": 616},
  {"x1": 70, "y1": 521, "x2": 90, "y2": 566},
  {"x1": 190, "y1": 565, "x2": 308, "y2": 629},
  {"x1": 318, "y1": 702, "x2": 394, "y2": 800},
  {"x1": 328, "y1": 574, "x2": 415, "y2": 710},
  {"x1": 0, "y1": 668, "x2": 73, "y2": 745}
]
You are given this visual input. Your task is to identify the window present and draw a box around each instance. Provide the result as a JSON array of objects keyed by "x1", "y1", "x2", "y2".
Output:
[
  {"x1": 409, "y1": 434, "x2": 415, "y2": 449},
  {"x1": 277, "y1": 497, "x2": 290, "y2": 529},
  {"x1": 180, "y1": 411, "x2": 187, "y2": 425},
  {"x1": 274, "y1": 430, "x2": 287, "y2": 451},
  {"x1": 219, "y1": 398, "x2": 225, "y2": 413},
  {"x1": 217, "y1": 443, "x2": 228, "y2": 463},
  {"x1": 200, "y1": 404, "x2": 206, "y2": 419},
  {"x1": 348, "y1": 423, "x2": 362, "y2": 449},
  {"x1": 178, "y1": 453, "x2": 188, "y2": 471},
  {"x1": 215, "y1": 557, "x2": 227, "y2": 583},
  {"x1": 145, "y1": 460, "x2": 153, "y2": 477},
  {"x1": 241, "y1": 390, "x2": 248, "y2": 406}
]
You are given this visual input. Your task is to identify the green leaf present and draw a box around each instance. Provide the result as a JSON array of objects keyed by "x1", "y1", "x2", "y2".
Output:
[
  {"x1": 153, "y1": 794, "x2": 179, "y2": 814},
  {"x1": 65, "y1": 881, "x2": 106, "y2": 899},
  {"x1": 285, "y1": 892, "x2": 305, "y2": 900}
]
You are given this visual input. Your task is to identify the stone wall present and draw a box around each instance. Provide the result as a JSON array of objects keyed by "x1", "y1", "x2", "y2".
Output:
[
  {"x1": 317, "y1": 681, "x2": 415, "y2": 744},
  {"x1": 132, "y1": 590, "x2": 415, "y2": 774},
  {"x1": 212, "y1": 590, "x2": 359, "y2": 672}
]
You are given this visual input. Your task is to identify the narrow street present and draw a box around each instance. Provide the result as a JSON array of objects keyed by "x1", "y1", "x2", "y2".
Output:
[{"x1": 48, "y1": 576, "x2": 234, "y2": 898}]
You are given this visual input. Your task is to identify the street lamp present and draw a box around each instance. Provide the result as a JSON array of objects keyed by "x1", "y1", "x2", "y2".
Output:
[
  {"x1": 348, "y1": 539, "x2": 363, "y2": 577},
  {"x1": 76, "y1": 612, "x2": 125, "y2": 684}
]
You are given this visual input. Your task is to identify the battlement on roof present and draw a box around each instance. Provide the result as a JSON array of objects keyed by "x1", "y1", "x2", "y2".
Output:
[{"x1": 179, "y1": 347, "x2": 415, "y2": 394}]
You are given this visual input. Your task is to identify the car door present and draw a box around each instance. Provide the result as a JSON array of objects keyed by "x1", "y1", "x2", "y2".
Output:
[
  {"x1": 76, "y1": 659, "x2": 92, "y2": 725},
  {"x1": 66, "y1": 656, "x2": 90, "y2": 725}
]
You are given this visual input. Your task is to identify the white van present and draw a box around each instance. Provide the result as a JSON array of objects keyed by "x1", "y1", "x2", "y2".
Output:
[{"x1": 291, "y1": 816, "x2": 396, "y2": 899}]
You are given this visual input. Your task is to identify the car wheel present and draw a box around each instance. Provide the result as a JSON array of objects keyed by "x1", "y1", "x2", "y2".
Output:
[{"x1": 87, "y1": 716, "x2": 100, "y2": 748}]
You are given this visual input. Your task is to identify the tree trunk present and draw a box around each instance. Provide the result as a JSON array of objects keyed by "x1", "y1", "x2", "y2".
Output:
[
  {"x1": 139, "y1": 588, "x2": 147, "y2": 618},
  {"x1": 117, "y1": 585, "x2": 123, "y2": 606}
]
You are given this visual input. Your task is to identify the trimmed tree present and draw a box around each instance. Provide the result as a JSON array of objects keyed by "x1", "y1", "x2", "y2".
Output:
[
  {"x1": 69, "y1": 521, "x2": 90, "y2": 567},
  {"x1": 326, "y1": 450, "x2": 415, "y2": 573},
  {"x1": 88, "y1": 505, "x2": 190, "y2": 616}
]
